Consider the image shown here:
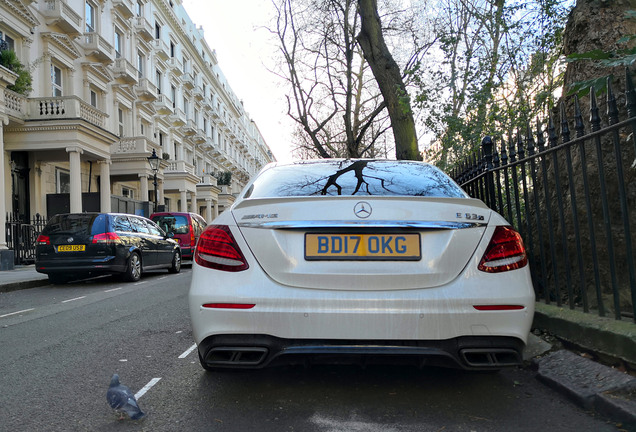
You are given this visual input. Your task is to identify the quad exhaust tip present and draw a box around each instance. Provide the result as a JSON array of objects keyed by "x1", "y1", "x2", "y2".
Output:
[
  {"x1": 460, "y1": 348, "x2": 521, "y2": 367},
  {"x1": 205, "y1": 347, "x2": 268, "y2": 366}
]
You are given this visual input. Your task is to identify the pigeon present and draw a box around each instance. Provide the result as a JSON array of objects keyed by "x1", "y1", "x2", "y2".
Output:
[{"x1": 106, "y1": 374, "x2": 146, "y2": 420}]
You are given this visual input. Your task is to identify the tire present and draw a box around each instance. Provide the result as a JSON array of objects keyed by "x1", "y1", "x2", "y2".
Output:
[
  {"x1": 168, "y1": 251, "x2": 181, "y2": 274},
  {"x1": 123, "y1": 252, "x2": 141, "y2": 282},
  {"x1": 48, "y1": 274, "x2": 68, "y2": 285}
]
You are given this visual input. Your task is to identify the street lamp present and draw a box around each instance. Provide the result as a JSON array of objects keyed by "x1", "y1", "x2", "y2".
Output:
[{"x1": 147, "y1": 149, "x2": 160, "y2": 213}]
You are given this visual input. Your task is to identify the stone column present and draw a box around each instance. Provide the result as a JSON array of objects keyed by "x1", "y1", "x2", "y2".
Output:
[
  {"x1": 190, "y1": 191, "x2": 197, "y2": 213},
  {"x1": 205, "y1": 198, "x2": 212, "y2": 223},
  {"x1": 66, "y1": 147, "x2": 83, "y2": 212},
  {"x1": 180, "y1": 190, "x2": 187, "y2": 212},
  {"x1": 213, "y1": 199, "x2": 219, "y2": 219},
  {"x1": 139, "y1": 174, "x2": 149, "y2": 203},
  {"x1": 0, "y1": 125, "x2": 7, "y2": 249},
  {"x1": 98, "y1": 160, "x2": 111, "y2": 212}
]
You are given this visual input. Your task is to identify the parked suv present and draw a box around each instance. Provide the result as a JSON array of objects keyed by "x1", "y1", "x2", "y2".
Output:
[
  {"x1": 36, "y1": 213, "x2": 181, "y2": 284},
  {"x1": 150, "y1": 212, "x2": 207, "y2": 260}
]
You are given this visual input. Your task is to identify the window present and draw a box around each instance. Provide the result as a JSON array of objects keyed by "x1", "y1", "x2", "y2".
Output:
[
  {"x1": 171, "y1": 85, "x2": 176, "y2": 109},
  {"x1": 183, "y1": 97, "x2": 188, "y2": 117},
  {"x1": 170, "y1": 41, "x2": 175, "y2": 58},
  {"x1": 130, "y1": 216, "x2": 149, "y2": 234},
  {"x1": 158, "y1": 131, "x2": 164, "y2": 148},
  {"x1": 156, "y1": 69, "x2": 162, "y2": 94},
  {"x1": 122, "y1": 186, "x2": 134, "y2": 199},
  {"x1": 114, "y1": 30, "x2": 123, "y2": 58},
  {"x1": 137, "y1": 51, "x2": 144, "y2": 79},
  {"x1": 56, "y1": 168, "x2": 71, "y2": 193},
  {"x1": 51, "y1": 65, "x2": 62, "y2": 97},
  {"x1": 154, "y1": 22, "x2": 161, "y2": 39},
  {"x1": 0, "y1": 31, "x2": 14, "y2": 51},
  {"x1": 118, "y1": 108, "x2": 124, "y2": 137},
  {"x1": 90, "y1": 90, "x2": 97, "y2": 108},
  {"x1": 85, "y1": 1, "x2": 96, "y2": 33},
  {"x1": 136, "y1": 1, "x2": 143, "y2": 17},
  {"x1": 113, "y1": 215, "x2": 133, "y2": 233}
]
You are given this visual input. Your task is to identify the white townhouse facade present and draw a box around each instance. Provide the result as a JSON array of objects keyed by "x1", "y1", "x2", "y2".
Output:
[{"x1": 0, "y1": 0, "x2": 275, "y2": 262}]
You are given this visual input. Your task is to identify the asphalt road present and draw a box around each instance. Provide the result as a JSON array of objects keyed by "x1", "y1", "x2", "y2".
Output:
[{"x1": 0, "y1": 268, "x2": 622, "y2": 431}]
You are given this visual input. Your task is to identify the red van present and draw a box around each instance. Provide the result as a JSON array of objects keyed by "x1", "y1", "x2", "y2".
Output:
[{"x1": 150, "y1": 212, "x2": 207, "y2": 260}]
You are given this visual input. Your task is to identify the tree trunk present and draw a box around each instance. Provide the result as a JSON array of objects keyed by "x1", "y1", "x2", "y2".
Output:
[{"x1": 356, "y1": 0, "x2": 420, "y2": 160}]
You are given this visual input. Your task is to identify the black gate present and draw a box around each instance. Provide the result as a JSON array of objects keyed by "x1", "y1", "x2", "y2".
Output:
[{"x1": 5, "y1": 213, "x2": 47, "y2": 265}]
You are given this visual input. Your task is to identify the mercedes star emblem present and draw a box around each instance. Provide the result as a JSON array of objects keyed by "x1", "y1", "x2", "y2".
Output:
[{"x1": 354, "y1": 202, "x2": 372, "y2": 219}]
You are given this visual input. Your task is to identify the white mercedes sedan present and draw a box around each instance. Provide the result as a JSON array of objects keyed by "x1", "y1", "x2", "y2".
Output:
[{"x1": 189, "y1": 159, "x2": 535, "y2": 371}]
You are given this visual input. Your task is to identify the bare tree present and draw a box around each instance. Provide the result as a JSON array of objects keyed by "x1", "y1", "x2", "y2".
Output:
[
  {"x1": 357, "y1": 0, "x2": 421, "y2": 160},
  {"x1": 271, "y1": 0, "x2": 392, "y2": 159}
]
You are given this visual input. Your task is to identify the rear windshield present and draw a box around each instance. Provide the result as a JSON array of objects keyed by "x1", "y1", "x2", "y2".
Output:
[
  {"x1": 245, "y1": 160, "x2": 467, "y2": 198},
  {"x1": 42, "y1": 214, "x2": 107, "y2": 236},
  {"x1": 151, "y1": 215, "x2": 189, "y2": 234}
]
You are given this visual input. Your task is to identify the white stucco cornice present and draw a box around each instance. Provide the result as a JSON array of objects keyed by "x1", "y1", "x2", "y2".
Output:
[
  {"x1": 82, "y1": 62, "x2": 114, "y2": 83},
  {"x1": 0, "y1": 0, "x2": 39, "y2": 28},
  {"x1": 41, "y1": 32, "x2": 81, "y2": 60}
]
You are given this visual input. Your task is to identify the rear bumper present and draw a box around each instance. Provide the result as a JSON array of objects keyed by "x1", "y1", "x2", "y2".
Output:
[
  {"x1": 197, "y1": 334, "x2": 525, "y2": 370},
  {"x1": 35, "y1": 256, "x2": 126, "y2": 275}
]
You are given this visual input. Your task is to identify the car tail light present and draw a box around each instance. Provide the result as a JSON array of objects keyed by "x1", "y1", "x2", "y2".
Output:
[
  {"x1": 478, "y1": 226, "x2": 528, "y2": 273},
  {"x1": 195, "y1": 225, "x2": 249, "y2": 272},
  {"x1": 92, "y1": 232, "x2": 121, "y2": 244},
  {"x1": 36, "y1": 235, "x2": 50, "y2": 245},
  {"x1": 190, "y1": 223, "x2": 195, "y2": 246}
]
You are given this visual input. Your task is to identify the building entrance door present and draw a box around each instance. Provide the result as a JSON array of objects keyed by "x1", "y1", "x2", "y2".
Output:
[{"x1": 10, "y1": 151, "x2": 30, "y2": 221}]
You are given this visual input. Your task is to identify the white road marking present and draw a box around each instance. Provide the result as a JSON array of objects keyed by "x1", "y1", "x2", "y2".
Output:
[
  {"x1": 133, "y1": 281, "x2": 146, "y2": 286},
  {"x1": 0, "y1": 308, "x2": 35, "y2": 318},
  {"x1": 135, "y1": 377, "x2": 161, "y2": 400},
  {"x1": 157, "y1": 276, "x2": 168, "y2": 281},
  {"x1": 104, "y1": 287, "x2": 123, "y2": 293},
  {"x1": 62, "y1": 296, "x2": 86, "y2": 303},
  {"x1": 178, "y1": 343, "x2": 197, "y2": 359}
]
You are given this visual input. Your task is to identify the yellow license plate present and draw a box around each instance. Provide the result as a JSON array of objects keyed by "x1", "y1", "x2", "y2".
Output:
[
  {"x1": 57, "y1": 244, "x2": 85, "y2": 252},
  {"x1": 305, "y1": 233, "x2": 420, "y2": 260}
]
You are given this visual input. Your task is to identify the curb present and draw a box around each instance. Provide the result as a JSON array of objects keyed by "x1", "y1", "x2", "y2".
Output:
[
  {"x1": 535, "y1": 350, "x2": 636, "y2": 428},
  {"x1": 0, "y1": 278, "x2": 49, "y2": 293}
]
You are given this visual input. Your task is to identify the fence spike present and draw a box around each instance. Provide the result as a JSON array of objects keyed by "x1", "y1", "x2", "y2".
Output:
[
  {"x1": 482, "y1": 136, "x2": 494, "y2": 171},
  {"x1": 508, "y1": 136, "x2": 517, "y2": 162},
  {"x1": 560, "y1": 101, "x2": 571, "y2": 143},
  {"x1": 548, "y1": 112, "x2": 559, "y2": 148},
  {"x1": 536, "y1": 119, "x2": 546, "y2": 151},
  {"x1": 517, "y1": 130, "x2": 525, "y2": 159},
  {"x1": 574, "y1": 95, "x2": 586, "y2": 138},
  {"x1": 526, "y1": 122, "x2": 536, "y2": 156},
  {"x1": 500, "y1": 140, "x2": 508, "y2": 166},
  {"x1": 607, "y1": 77, "x2": 619, "y2": 125},
  {"x1": 590, "y1": 87, "x2": 601, "y2": 132},
  {"x1": 626, "y1": 67, "x2": 636, "y2": 119}
]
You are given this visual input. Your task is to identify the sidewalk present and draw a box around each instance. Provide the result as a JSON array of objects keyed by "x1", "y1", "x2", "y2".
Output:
[
  {"x1": 0, "y1": 265, "x2": 49, "y2": 292},
  {"x1": 0, "y1": 265, "x2": 634, "y2": 427}
]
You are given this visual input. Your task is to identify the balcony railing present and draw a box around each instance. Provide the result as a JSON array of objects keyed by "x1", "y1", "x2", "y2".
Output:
[
  {"x1": 182, "y1": 72, "x2": 194, "y2": 89},
  {"x1": 27, "y1": 96, "x2": 107, "y2": 128},
  {"x1": 81, "y1": 33, "x2": 115, "y2": 63},
  {"x1": 113, "y1": 58, "x2": 139, "y2": 83},
  {"x1": 153, "y1": 39, "x2": 170, "y2": 60},
  {"x1": 113, "y1": 136, "x2": 156, "y2": 154},
  {"x1": 134, "y1": 78, "x2": 158, "y2": 101},
  {"x1": 183, "y1": 119, "x2": 196, "y2": 135},
  {"x1": 4, "y1": 89, "x2": 27, "y2": 118},
  {"x1": 154, "y1": 95, "x2": 173, "y2": 114},
  {"x1": 170, "y1": 107, "x2": 186, "y2": 126},
  {"x1": 165, "y1": 160, "x2": 195, "y2": 176},
  {"x1": 134, "y1": 16, "x2": 154, "y2": 41},
  {"x1": 41, "y1": 0, "x2": 82, "y2": 35},
  {"x1": 168, "y1": 57, "x2": 183, "y2": 76},
  {"x1": 112, "y1": 0, "x2": 134, "y2": 18}
]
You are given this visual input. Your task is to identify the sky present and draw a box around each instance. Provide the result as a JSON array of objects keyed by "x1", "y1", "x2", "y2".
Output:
[{"x1": 181, "y1": 0, "x2": 294, "y2": 162}]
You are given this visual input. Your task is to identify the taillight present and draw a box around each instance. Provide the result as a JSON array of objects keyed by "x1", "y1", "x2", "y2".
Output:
[
  {"x1": 194, "y1": 225, "x2": 249, "y2": 272},
  {"x1": 36, "y1": 235, "x2": 50, "y2": 245},
  {"x1": 92, "y1": 232, "x2": 121, "y2": 244},
  {"x1": 478, "y1": 226, "x2": 528, "y2": 273},
  {"x1": 190, "y1": 223, "x2": 195, "y2": 246}
]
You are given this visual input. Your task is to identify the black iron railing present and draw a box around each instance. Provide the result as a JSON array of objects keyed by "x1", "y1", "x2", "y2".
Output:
[
  {"x1": 452, "y1": 70, "x2": 636, "y2": 322},
  {"x1": 5, "y1": 213, "x2": 48, "y2": 265}
]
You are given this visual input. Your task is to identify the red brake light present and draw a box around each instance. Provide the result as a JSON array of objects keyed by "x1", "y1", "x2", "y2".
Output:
[
  {"x1": 92, "y1": 232, "x2": 121, "y2": 244},
  {"x1": 36, "y1": 235, "x2": 50, "y2": 245},
  {"x1": 194, "y1": 225, "x2": 249, "y2": 272},
  {"x1": 190, "y1": 223, "x2": 195, "y2": 245},
  {"x1": 478, "y1": 226, "x2": 528, "y2": 273}
]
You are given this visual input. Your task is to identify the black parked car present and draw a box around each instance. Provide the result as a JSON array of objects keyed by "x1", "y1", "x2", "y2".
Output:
[{"x1": 36, "y1": 213, "x2": 181, "y2": 284}]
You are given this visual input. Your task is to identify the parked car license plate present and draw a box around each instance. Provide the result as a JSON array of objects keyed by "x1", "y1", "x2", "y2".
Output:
[
  {"x1": 57, "y1": 244, "x2": 85, "y2": 252},
  {"x1": 305, "y1": 233, "x2": 420, "y2": 260}
]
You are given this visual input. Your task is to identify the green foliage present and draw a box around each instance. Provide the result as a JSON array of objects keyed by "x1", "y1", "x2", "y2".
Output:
[
  {"x1": 217, "y1": 171, "x2": 232, "y2": 186},
  {"x1": 0, "y1": 49, "x2": 32, "y2": 96}
]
